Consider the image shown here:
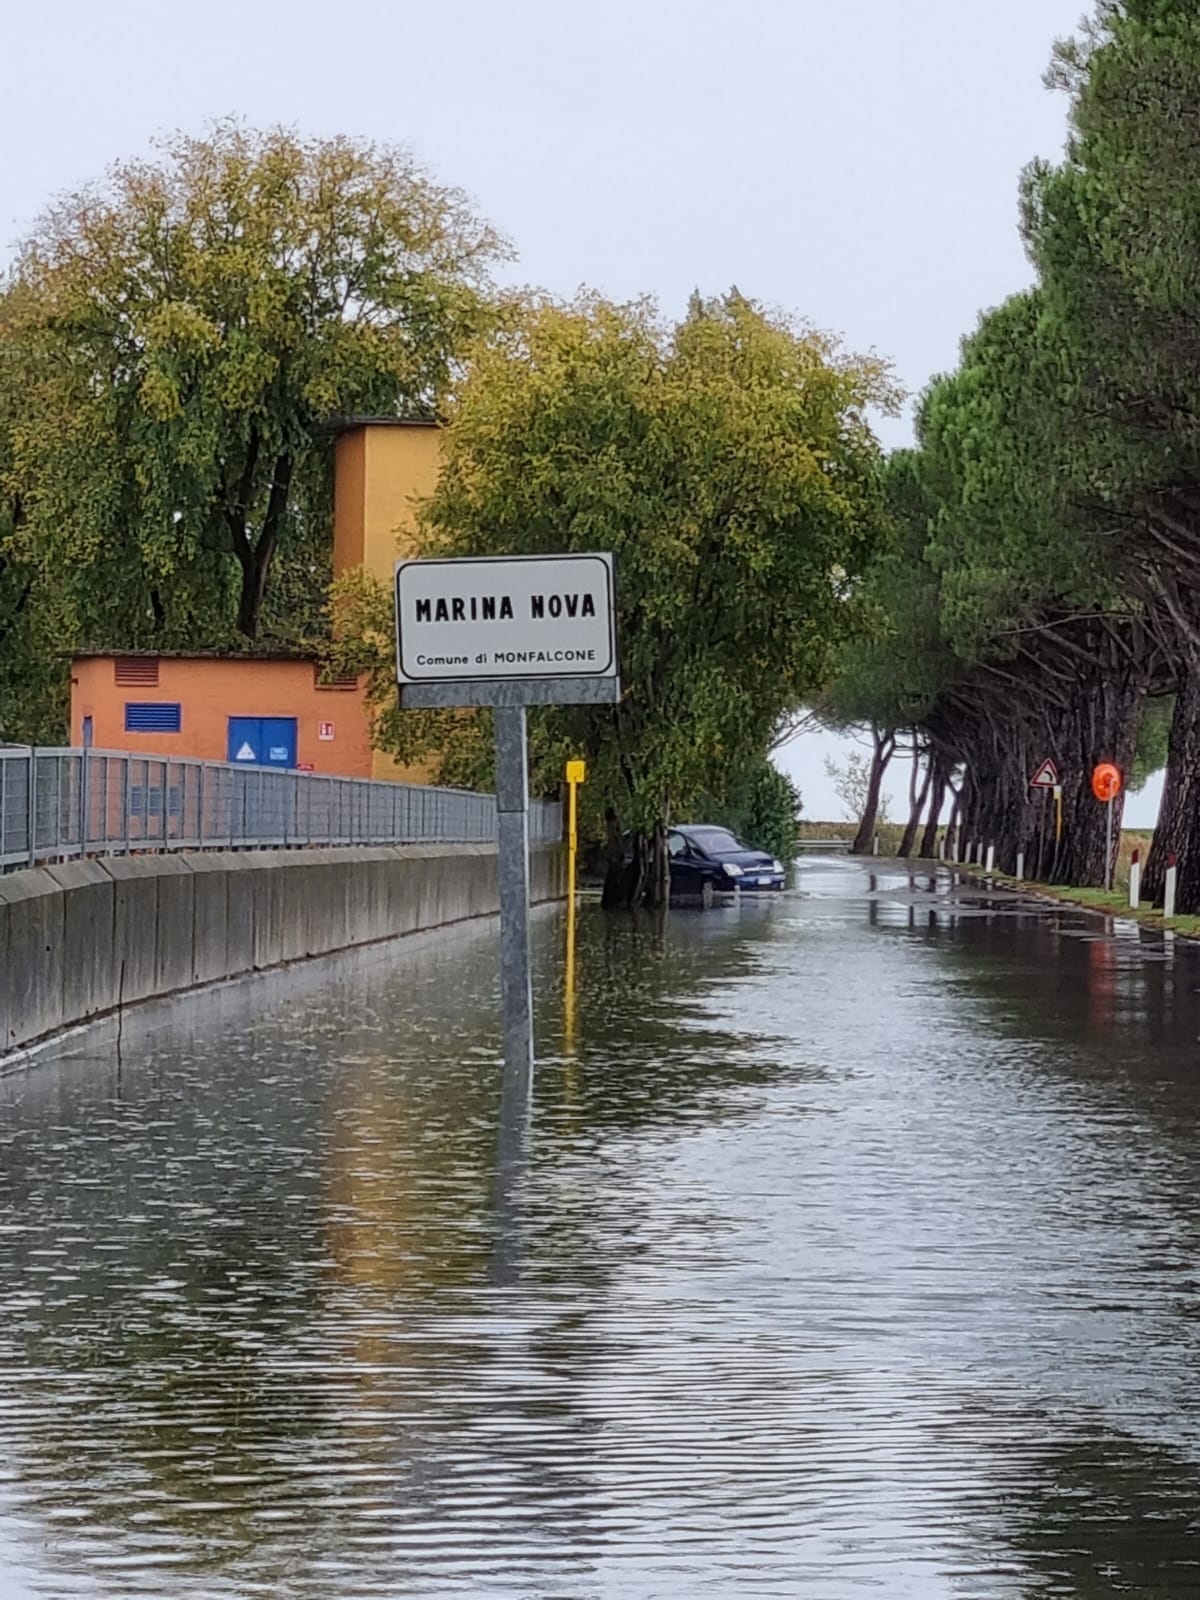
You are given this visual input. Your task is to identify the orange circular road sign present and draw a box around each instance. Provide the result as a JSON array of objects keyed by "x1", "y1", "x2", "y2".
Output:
[{"x1": 1091, "y1": 763, "x2": 1122, "y2": 803}]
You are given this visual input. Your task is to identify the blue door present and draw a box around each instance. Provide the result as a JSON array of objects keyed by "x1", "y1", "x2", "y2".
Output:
[{"x1": 227, "y1": 717, "x2": 297, "y2": 769}]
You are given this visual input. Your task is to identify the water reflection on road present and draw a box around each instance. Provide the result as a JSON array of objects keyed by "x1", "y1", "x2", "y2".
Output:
[{"x1": 2, "y1": 860, "x2": 1200, "y2": 1595}]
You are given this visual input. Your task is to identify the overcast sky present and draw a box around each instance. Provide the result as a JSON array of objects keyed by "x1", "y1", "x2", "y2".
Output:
[{"x1": 7, "y1": 0, "x2": 1147, "y2": 824}]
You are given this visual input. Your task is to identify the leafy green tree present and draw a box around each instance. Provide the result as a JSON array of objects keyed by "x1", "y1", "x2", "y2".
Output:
[
  {"x1": 913, "y1": 293, "x2": 1150, "y2": 886},
  {"x1": 1022, "y1": 1, "x2": 1200, "y2": 903},
  {"x1": 0, "y1": 294, "x2": 65, "y2": 741},
  {"x1": 417, "y1": 290, "x2": 893, "y2": 901},
  {"x1": 4, "y1": 122, "x2": 506, "y2": 651},
  {"x1": 813, "y1": 450, "x2": 955, "y2": 855},
  {"x1": 694, "y1": 756, "x2": 802, "y2": 864},
  {"x1": 1129, "y1": 695, "x2": 1172, "y2": 793},
  {"x1": 332, "y1": 290, "x2": 895, "y2": 902}
]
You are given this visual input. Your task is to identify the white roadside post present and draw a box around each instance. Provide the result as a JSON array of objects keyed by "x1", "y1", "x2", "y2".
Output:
[
  {"x1": 395, "y1": 552, "x2": 620, "y2": 1075},
  {"x1": 1016, "y1": 851, "x2": 1025, "y2": 881},
  {"x1": 1164, "y1": 853, "x2": 1178, "y2": 922},
  {"x1": 985, "y1": 844, "x2": 995, "y2": 874},
  {"x1": 1129, "y1": 848, "x2": 1141, "y2": 911}
]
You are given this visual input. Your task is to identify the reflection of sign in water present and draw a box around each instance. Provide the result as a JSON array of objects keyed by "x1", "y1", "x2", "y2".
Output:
[
  {"x1": 318, "y1": 720, "x2": 335, "y2": 741},
  {"x1": 235, "y1": 741, "x2": 256, "y2": 762},
  {"x1": 395, "y1": 553, "x2": 616, "y2": 683}
]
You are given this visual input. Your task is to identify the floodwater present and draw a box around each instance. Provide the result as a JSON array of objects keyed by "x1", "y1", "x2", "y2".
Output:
[{"x1": 2, "y1": 860, "x2": 1200, "y2": 1597}]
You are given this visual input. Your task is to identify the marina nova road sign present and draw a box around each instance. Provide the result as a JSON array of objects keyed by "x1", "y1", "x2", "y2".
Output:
[
  {"x1": 395, "y1": 552, "x2": 616, "y2": 688},
  {"x1": 393, "y1": 551, "x2": 621, "y2": 1074}
]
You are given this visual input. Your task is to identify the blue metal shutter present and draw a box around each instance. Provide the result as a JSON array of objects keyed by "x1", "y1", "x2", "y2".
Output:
[{"x1": 124, "y1": 702, "x2": 182, "y2": 734}]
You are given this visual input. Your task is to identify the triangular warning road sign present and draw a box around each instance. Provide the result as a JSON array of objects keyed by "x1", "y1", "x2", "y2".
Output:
[
  {"x1": 235, "y1": 741, "x2": 257, "y2": 761},
  {"x1": 1030, "y1": 758, "x2": 1059, "y2": 789}
]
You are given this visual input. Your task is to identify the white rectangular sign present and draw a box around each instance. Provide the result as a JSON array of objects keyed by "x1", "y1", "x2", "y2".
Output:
[{"x1": 395, "y1": 553, "x2": 617, "y2": 684}]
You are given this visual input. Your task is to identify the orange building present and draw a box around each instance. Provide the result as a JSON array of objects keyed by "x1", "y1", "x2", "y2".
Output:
[
  {"x1": 69, "y1": 418, "x2": 444, "y2": 781},
  {"x1": 70, "y1": 652, "x2": 375, "y2": 776}
]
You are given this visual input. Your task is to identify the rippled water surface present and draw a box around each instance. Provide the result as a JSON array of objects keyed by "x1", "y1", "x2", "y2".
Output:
[{"x1": 3, "y1": 858, "x2": 1200, "y2": 1597}]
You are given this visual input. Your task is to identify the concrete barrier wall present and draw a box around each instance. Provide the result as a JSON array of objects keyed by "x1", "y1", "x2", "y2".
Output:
[{"x1": 0, "y1": 844, "x2": 567, "y2": 1060}]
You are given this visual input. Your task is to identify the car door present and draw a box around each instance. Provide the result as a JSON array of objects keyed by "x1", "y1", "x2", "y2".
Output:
[{"x1": 667, "y1": 829, "x2": 703, "y2": 895}]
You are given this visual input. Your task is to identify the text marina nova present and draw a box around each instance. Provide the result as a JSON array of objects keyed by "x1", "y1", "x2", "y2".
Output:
[{"x1": 414, "y1": 591, "x2": 599, "y2": 624}]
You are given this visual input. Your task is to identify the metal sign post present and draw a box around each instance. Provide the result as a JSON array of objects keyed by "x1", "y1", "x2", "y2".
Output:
[
  {"x1": 1091, "y1": 763, "x2": 1123, "y2": 892},
  {"x1": 1106, "y1": 796, "x2": 1114, "y2": 891},
  {"x1": 395, "y1": 553, "x2": 619, "y2": 1074},
  {"x1": 495, "y1": 705, "x2": 534, "y2": 1069},
  {"x1": 1029, "y1": 760, "x2": 1063, "y2": 881}
]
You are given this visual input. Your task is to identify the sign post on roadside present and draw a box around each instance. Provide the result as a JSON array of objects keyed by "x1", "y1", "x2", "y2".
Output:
[
  {"x1": 1030, "y1": 759, "x2": 1064, "y2": 864},
  {"x1": 1091, "y1": 762, "x2": 1123, "y2": 892},
  {"x1": 395, "y1": 553, "x2": 619, "y2": 1073}
]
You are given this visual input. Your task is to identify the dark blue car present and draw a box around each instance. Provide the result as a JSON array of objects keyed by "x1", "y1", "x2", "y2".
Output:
[{"x1": 668, "y1": 825, "x2": 786, "y2": 895}]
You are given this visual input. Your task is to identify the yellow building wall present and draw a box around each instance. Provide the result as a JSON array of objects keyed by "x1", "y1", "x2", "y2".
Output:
[
  {"x1": 334, "y1": 421, "x2": 445, "y2": 588},
  {"x1": 333, "y1": 420, "x2": 448, "y2": 784}
]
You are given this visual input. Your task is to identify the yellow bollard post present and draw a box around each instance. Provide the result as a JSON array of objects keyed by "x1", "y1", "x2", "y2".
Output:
[{"x1": 563, "y1": 759, "x2": 586, "y2": 1054}]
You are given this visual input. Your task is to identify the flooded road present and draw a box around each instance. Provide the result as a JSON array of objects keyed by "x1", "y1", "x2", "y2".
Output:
[{"x1": 2, "y1": 857, "x2": 1200, "y2": 1596}]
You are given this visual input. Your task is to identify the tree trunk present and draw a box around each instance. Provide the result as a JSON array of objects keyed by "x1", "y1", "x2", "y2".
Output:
[
  {"x1": 958, "y1": 767, "x2": 978, "y2": 859},
  {"x1": 234, "y1": 452, "x2": 294, "y2": 639},
  {"x1": 943, "y1": 785, "x2": 961, "y2": 862},
  {"x1": 898, "y1": 744, "x2": 933, "y2": 857},
  {"x1": 643, "y1": 821, "x2": 670, "y2": 909},
  {"x1": 1145, "y1": 664, "x2": 1200, "y2": 909},
  {"x1": 601, "y1": 806, "x2": 630, "y2": 909},
  {"x1": 851, "y1": 726, "x2": 896, "y2": 855},
  {"x1": 1046, "y1": 670, "x2": 1143, "y2": 889},
  {"x1": 918, "y1": 756, "x2": 949, "y2": 859}
]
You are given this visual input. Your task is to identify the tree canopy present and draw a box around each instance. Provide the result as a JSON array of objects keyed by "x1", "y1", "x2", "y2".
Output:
[
  {"x1": 0, "y1": 123, "x2": 505, "y2": 739},
  {"x1": 332, "y1": 288, "x2": 895, "y2": 895},
  {"x1": 808, "y1": 1, "x2": 1200, "y2": 902}
]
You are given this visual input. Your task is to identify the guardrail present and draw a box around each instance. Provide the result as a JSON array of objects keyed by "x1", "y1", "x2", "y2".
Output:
[{"x1": 0, "y1": 747, "x2": 562, "y2": 872}]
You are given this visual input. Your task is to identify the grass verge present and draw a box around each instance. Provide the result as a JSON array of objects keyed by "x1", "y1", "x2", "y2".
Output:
[{"x1": 981, "y1": 874, "x2": 1200, "y2": 939}]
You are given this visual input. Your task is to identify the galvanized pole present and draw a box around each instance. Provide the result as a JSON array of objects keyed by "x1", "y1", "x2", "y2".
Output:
[
  {"x1": 494, "y1": 705, "x2": 534, "y2": 1072},
  {"x1": 1106, "y1": 794, "x2": 1114, "y2": 892},
  {"x1": 27, "y1": 746, "x2": 37, "y2": 868}
]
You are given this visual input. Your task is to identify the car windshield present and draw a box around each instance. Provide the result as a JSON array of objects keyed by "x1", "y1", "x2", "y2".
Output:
[{"x1": 687, "y1": 828, "x2": 746, "y2": 855}]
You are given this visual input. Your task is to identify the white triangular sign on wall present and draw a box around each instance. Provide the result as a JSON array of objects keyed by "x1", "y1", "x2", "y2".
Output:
[
  {"x1": 236, "y1": 742, "x2": 256, "y2": 761},
  {"x1": 1030, "y1": 758, "x2": 1059, "y2": 789}
]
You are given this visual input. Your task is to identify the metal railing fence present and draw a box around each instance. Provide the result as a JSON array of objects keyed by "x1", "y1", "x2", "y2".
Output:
[{"x1": 0, "y1": 748, "x2": 562, "y2": 872}]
